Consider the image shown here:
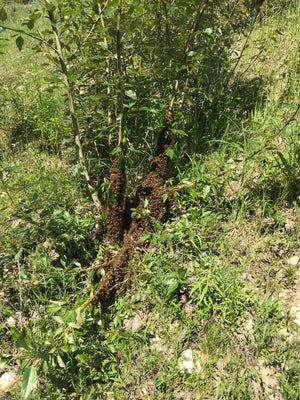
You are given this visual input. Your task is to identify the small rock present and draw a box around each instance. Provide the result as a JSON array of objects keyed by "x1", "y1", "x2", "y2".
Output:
[
  {"x1": 150, "y1": 336, "x2": 167, "y2": 353},
  {"x1": 178, "y1": 349, "x2": 202, "y2": 374},
  {"x1": 244, "y1": 318, "x2": 254, "y2": 334},
  {"x1": 0, "y1": 371, "x2": 17, "y2": 391},
  {"x1": 290, "y1": 306, "x2": 300, "y2": 326},
  {"x1": 6, "y1": 317, "x2": 16, "y2": 328},
  {"x1": 123, "y1": 315, "x2": 145, "y2": 331},
  {"x1": 287, "y1": 256, "x2": 299, "y2": 267}
]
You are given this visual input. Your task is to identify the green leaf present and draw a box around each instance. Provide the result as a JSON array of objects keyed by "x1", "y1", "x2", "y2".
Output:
[
  {"x1": 114, "y1": 315, "x2": 122, "y2": 327},
  {"x1": 46, "y1": 302, "x2": 63, "y2": 313},
  {"x1": 41, "y1": 359, "x2": 49, "y2": 375},
  {"x1": 162, "y1": 193, "x2": 168, "y2": 202},
  {"x1": 77, "y1": 353, "x2": 88, "y2": 365},
  {"x1": 16, "y1": 36, "x2": 24, "y2": 51},
  {"x1": 27, "y1": 20, "x2": 34, "y2": 30},
  {"x1": 134, "y1": 47, "x2": 147, "y2": 61},
  {"x1": 189, "y1": 188, "x2": 197, "y2": 197},
  {"x1": 62, "y1": 309, "x2": 76, "y2": 323},
  {"x1": 4, "y1": 165, "x2": 18, "y2": 172},
  {"x1": 141, "y1": 232, "x2": 151, "y2": 242},
  {"x1": 16, "y1": 330, "x2": 30, "y2": 350},
  {"x1": 143, "y1": 198, "x2": 149, "y2": 208},
  {"x1": 172, "y1": 129, "x2": 188, "y2": 137},
  {"x1": 59, "y1": 233, "x2": 70, "y2": 239},
  {"x1": 125, "y1": 90, "x2": 136, "y2": 99},
  {"x1": 202, "y1": 185, "x2": 210, "y2": 198},
  {"x1": 163, "y1": 274, "x2": 179, "y2": 294},
  {"x1": 30, "y1": 11, "x2": 42, "y2": 23},
  {"x1": 21, "y1": 365, "x2": 37, "y2": 400},
  {"x1": 45, "y1": 2, "x2": 56, "y2": 12},
  {"x1": 56, "y1": 353, "x2": 66, "y2": 368},
  {"x1": 0, "y1": 7, "x2": 7, "y2": 21},
  {"x1": 165, "y1": 149, "x2": 174, "y2": 159},
  {"x1": 10, "y1": 327, "x2": 20, "y2": 341},
  {"x1": 60, "y1": 255, "x2": 67, "y2": 267},
  {"x1": 104, "y1": 7, "x2": 117, "y2": 17},
  {"x1": 111, "y1": 147, "x2": 121, "y2": 156},
  {"x1": 31, "y1": 192, "x2": 38, "y2": 202}
]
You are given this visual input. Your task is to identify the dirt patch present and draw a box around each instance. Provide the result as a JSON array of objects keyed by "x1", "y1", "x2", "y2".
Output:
[{"x1": 93, "y1": 108, "x2": 174, "y2": 310}]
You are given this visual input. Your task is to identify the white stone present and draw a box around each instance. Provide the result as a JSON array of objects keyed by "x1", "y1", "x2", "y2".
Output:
[
  {"x1": 287, "y1": 256, "x2": 299, "y2": 267},
  {"x1": 123, "y1": 316, "x2": 145, "y2": 331},
  {"x1": 0, "y1": 371, "x2": 17, "y2": 391},
  {"x1": 291, "y1": 306, "x2": 300, "y2": 326},
  {"x1": 178, "y1": 349, "x2": 202, "y2": 374},
  {"x1": 6, "y1": 317, "x2": 16, "y2": 328}
]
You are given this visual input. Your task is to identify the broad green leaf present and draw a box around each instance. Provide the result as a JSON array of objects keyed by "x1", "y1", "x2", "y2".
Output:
[
  {"x1": 172, "y1": 129, "x2": 188, "y2": 137},
  {"x1": 125, "y1": 90, "x2": 136, "y2": 99},
  {"x1": 165, "y1": 149, "x2": 174, "y2": 159},
  {"x1": 54, "y1": 316, "x2": 64, "y2": 324},
  {"x1": 114, "y1": 315, "x2": 122, "y2": 327},
  {"x1": 44, "y1": 1, "x2": 56, "y2": 12},
  {"x1": 56, "y1": 353, "x2": 66, "y2": 368},
  {"x1": 134, "y1": 47, "x2": 147, "y2": 61},
  {"x1": 60, "y1": 233, "x2": 70, "y2": 239},
  {"x1": 21, "y1": 365, "x2": 37, "y2": 400},
  {"x1": 163, "y1": 275, "x2": 179, "y2": 294},
  {"x1": 72, "y1": 164, "x2": 80, "y2": 176},
  {"x1": 141, "y1": 232, "x2": 151, "y2": 242},
  {"x1": 41, "y1": 359, "x2": 49, "y2": 374},
  {"x1": 76, "y1": 307, "x2": 82, "y2": 325},
  {"x1": 60, "y1": 255, "x2": 67, "y2": 267},
  {"x1": 189, "y1": 188, "x2": 197, "y2": 197},
  {"x1": 27, "y1": 20, "x2": 34, "y2": 30},
  {"x1": 30, "y1": 11, "x2": 42, "y2": 23},
  {"x1": 46, "y1": 303, "x2": 63, "y2": 313},
  {"x1": 104, "y1": 7, "x2": 117, "y2": 17},
  {"x1": 162, "y1": 193, "x2": 168, "y2": 202},
  {"x1": 16, "y1": 36, "x2": 24, "y2": 51},
  {"x1": 77, "y1": 353, "x2": 88, "y2": 365},
  {"x1": 16, "y1": 329, "x2": 30, "y2": 350},
  {"x1": 111, "y1": 147, "x2": 121, "y2": 156},
  {"x1": 4, "y1": 165, "x2": 18, "y2": 172},
  {"x1": 202, "y1": 185, "x2": 210, "y2": 198},
  {"x1": 10, "y1": 327, "x2": 20, "y2": 341},
  {"x1": 62, "y1": 309, "x2": 76, "y2": 323},
  {"x1": 31, "y1": 192, "x2": 38, "y2": 202},
  {"x1": 0, "y1": 7, "x2": 7, "y2": 21},
  {"x1": 143, "y1": 198, "x2": 149, "y2": 208}
]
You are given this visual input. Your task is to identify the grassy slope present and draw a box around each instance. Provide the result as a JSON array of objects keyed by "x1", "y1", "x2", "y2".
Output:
[{"x1": 0, "y1": 2, "x2": 299, "y2": 399}]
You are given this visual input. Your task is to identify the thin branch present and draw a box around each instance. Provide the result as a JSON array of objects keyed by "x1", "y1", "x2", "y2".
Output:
[
  {"x1": 116, "y1": 0, "x2": 124, "y2": 146},
  {"x1": 98, "y1": 2, "x2": 112, "y2": 141},
  {"x1": 0, "y1": 24, "x2": 57, "y2": 53},
  {"x1": 47, "y1": 10, "x2": 102, "y2": 212}
]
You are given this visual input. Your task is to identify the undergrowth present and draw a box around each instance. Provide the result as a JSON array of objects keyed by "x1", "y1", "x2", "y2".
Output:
[{"x1": 0, "y1": 1, "x2": 299, "y2": 399}]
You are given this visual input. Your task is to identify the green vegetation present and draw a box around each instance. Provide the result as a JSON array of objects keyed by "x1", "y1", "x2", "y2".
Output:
[{"x1": 0, "y1": 0, "x2": 299, "y2": 399}]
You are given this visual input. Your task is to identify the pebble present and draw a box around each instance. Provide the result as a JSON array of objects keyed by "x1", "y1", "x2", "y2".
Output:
[
  {"x1": 0, "y1": 371, "x2": 17, "y2": 391},
  {"x1": 178, "y1": 349, "x2": 202, "y2": 374},
  {"x1": 287, "y1": 256, "x2": 299, "y2": 267},
  {"x1": 290, "y1": 306, "x2": 300, "y2": 326}
]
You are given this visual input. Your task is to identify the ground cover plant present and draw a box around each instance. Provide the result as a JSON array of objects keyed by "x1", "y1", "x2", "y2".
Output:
[{"x1": 0, "y1": 0, "x2": 299, "y2": 399}]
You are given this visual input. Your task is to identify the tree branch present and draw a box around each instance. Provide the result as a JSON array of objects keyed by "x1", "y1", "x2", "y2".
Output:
[
  {"x1": 0, "y1": 24, "x2": 57, "y2": 53},
  {"x1": 47, "y1": 10, "x2": 103, "y2": 212},
  {"x1": 116, "y1": 0, "x2": 124, "y2": 147}
]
